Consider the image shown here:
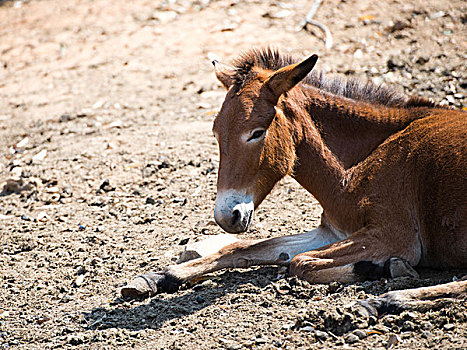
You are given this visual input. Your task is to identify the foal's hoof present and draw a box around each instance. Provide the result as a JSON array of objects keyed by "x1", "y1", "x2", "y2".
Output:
[
  {"x1": 120, "y1": 272, "x2": 182, "y2": 299},
  {"x1": 386, "y1": 257, "x2": 419, "y2": 279}
]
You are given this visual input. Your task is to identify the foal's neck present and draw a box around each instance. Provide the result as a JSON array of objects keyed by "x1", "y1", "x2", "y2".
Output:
[
  {"x1": 297, "y1": 87, "x2": 430, "y2": 168},
  {"x1": 283, "y1": 86, "x2": 431, "y2": 232}
]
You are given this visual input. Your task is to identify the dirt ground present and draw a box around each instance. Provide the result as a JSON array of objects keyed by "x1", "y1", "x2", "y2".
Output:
[{"x1": 0, "y1": 0, "x2": 466, "y2": 349}]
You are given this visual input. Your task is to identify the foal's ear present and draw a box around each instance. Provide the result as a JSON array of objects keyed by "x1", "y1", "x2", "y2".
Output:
[
  {"x1": 265, "y1": 54, "x2": 318, "y2": 101},
  {"x1": 212, "y1": 60, "x2": 235, "y2": 90}
]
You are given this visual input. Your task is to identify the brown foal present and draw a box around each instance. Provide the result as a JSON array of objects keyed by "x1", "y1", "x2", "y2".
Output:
[{"x1": 122, "y1": 49, "x2": 466, "y2": 314}]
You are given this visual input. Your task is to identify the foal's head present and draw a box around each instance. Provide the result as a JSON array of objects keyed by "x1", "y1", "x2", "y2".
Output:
[{"x1": 212, "y1": 53, "x2": 318, "y2": 233}]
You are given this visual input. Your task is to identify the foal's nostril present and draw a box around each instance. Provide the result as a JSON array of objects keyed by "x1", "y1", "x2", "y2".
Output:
[{"x1": 231, "y1": 209, "x2": 241, "y2": 227}]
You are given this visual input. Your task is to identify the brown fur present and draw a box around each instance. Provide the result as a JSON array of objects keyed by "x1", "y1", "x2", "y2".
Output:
[
  {"x1": 212, "y1": 48, "x2": 466, "y2": 280},
  {"x1": 122, "y1": 49, "x2": 467, "y2": 305}
]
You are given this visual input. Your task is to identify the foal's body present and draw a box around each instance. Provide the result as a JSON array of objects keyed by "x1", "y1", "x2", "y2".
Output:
[{"x1": 122, "y1": 49, "x2": 466, "y2": 311}]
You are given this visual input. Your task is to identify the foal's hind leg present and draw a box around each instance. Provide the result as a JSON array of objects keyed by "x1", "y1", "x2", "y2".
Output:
[
  {"x1": 357, "y1": 278, "x2": 467, "y2": 316},
  {"x1": 289, "y1": 227, "x2": 421, "y2": 283},
  {"x1": 121, "y1": 226, "x2": 341, "y2": 298}
]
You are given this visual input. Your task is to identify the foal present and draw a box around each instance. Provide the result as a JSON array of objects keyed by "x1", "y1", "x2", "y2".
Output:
[{"x1": 123, "y1": 49, "x2": 466, "y2": 313}]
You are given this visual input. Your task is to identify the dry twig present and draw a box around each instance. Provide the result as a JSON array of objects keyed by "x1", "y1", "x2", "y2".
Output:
[{"x1": 297, "y1": 0, "x2": 333, "y2": 49}]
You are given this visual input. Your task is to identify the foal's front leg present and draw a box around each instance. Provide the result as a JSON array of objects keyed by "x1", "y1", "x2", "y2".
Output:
[{"x1": 121, "y1": 226, "x2": 341, "y2": 298}]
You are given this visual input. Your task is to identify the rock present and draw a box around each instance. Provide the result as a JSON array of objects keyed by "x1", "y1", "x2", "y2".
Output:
[
  {"x1": 443, "y1": 323, "x2": 455, "y2": 331},
  {"x1": 416, "y1": 56, "x2": 430, "y2": 65},
  {"x1": 386, "y1": 334, "x2": 401, "y2": 348},
  {"x1": 32, "y1": 149, "x2": 47, "y2": 163},
  {"x1": 421, "y1": 321, "x2": 433, "y2": 330},
  {"x1": 402, "y1": 320, "x2": 415, "y2": 331},
  {"x1": 67, "y1": 333, "x2": 85, "y2": 345},
  {"x1": 299, "y1": 326, "x2": 314, "y2": 332},
  {"x1": 387, "y1": 57, "x2": 405, "y2": 70},
  {"x1": 74, "y1": 275, "x2": 85, "y2": 287},
  {"x1": 76, "y1": 265, "x2": 86, "y2": 275},
  {"x1": 281, "y1": 323, "x2": 295, "y2": 330},
  {"x1": 145, "y1": 196, "x2": 157, "y2": 205},
  {"x1": 344, "y1": 333, "x2": 359, "y2": 344},
  {"x1": 314, "y1": 330, "x2": 328, "y2": 340},
  {"x1": 353, "y1": 329, "x2": 368, "y2": 339},
  {"x1": 99, "y1": 179, "x2": 115, "y2": 192},
  {"x1": 353, "y1": 49, "x2": 363, "y2": 59},
  {"x1": 446, "y1": 95, "x2": 455, "y2": 104},
  {"x1": 388, "y1": 20, "x2": 411, "y2": 32},
  {"x1": 254, "y1": 337, "x2": 268, "y2": 344}
]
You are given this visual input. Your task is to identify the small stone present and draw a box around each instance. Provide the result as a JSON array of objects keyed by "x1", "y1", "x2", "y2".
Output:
[
  {"x1": 196, "y1": 295, "x2": 204, "y2": 303},
  {"x1": 387, "y1": 57, "x2": 405, "y2": 70},
  {"x1": 76, "y1": 265, "x2": 86, "y2": 275},
  {"x1": 421, "y1": 321, "x2": 433, "y2": 330},
  {"x1": 314, "y1": 330, "x2": 328, "y2": 340},
  {"x1": 443, "y1": 323, "x2": 455, "y2": 331},
  {"x1": 300, "y1": 326, "x2": 314, "y2": 332},
  {"x1": 37, "y1": 212, "x2": 48, "y2": 222},
  {"x1": 345, "y1": 333, "x2": 359, "y2": 344},
  {"x1": 74, "y1": 275, "x2": 85, "y2": 287},
  {"x1": 353, "y1": 49, "x2": 363, "y2": 59},
  {"x1": 78, "y1": 224, "x2": 86, "y2": 231},
  {"x1": 402, "y1": 320, "x2": 415, "y2": 331},
  {"x1": 421, "y1": 331, "x2": 431, "y2": 339},
  {"x1": 254, "y1": 337, "x2": 268, "y2": 344},
  {"x1": 386, "y1": 334, "x2": 401, "y2": 348},
  {"x1": 32, "y1": 149, "x2": 47, "y2": 163},
  {"x1": 281, "y1": 323, "x2": 295, "y2": 330},
  {"x1": 67, "y1": 334, "x2": 84, "y2": 345},
  {"x1": 353, "y1": 329, "x2": 368, "y2": 339},
  {"x1": 416, "y1": 56, "x2": 430, "y2": 65},
  {"x1": 179, "y1": 238, "x2": 189, "y2": 245},
  {"x1": 99, "y1": 179, "x2": 115, "y2": 192},
  {"x1": 446, "y1": 95, "x2": 455, "y2": 104},
  {"x1": 145, "y1": 196, "x2": 157, "y2": 205}
]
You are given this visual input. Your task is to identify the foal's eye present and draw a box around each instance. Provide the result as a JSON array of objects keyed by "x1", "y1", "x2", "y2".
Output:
[{"x1": 247, "y1": 129, "x2": 266, "y2": 142}]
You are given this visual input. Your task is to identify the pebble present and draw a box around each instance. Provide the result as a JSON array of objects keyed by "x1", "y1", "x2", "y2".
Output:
[
  {"x1": 67, "y1": 334, "x2": 85, "y2": 345},
  {"x1": 281, "y1": 323, "x2": 295, "y2": 330},
  {"x1": 32, "y1": 149, "x2": 47, "y2": 163},
  {"x1": 443, "y1": 323, "x2": 455, "y2": 331},
  {"x1": 314, "y1": 330, "x2": 328, "y2": 340},
  {"x1": 299, "y1": 326, "x2": 314, "y2": 332},
  {"x1": 421, "y1": 321, "x2": 433, "y2": 330},
  {"x1": 402, "y1": 320, "x2": 415, "y2": 331},
  {"x1": 254, "y1": 337, "x2": 268, "y2": 344},
  {"x1": 344, "y1": 333, "x2": 359, "y2": 344},
  {"x1": 353, "y1": 49, "x2": 363, "y2": 59},
  {"x1": 353, "y1": 329, "x2": 368, "y2": 339},
  {"x1": 145, "y1": 196, "x2": 157, "y2": 205},
  {"x1": 387, "y1": 334, "x2": 401, "y2": 348},
  {"x1": 421, "y1": 330, "x2": 431, "y2": 339},
  {"x1": 76, "y1": 265, "x2": 86, "y2": 275},
  {"x1": 74, "y1": 275, "x2": 85, "y2": 287},
  {"x1": 446, "y1": 95, "x2": 456, "y2": 104}
]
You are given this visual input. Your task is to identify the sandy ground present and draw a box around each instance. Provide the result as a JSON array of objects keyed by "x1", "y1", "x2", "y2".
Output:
[{"x1": 0, "y1": 0, "x2": 466, "y2": 348}]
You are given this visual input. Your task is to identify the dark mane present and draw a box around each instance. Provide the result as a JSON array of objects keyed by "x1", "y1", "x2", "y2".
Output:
[{"x1": 231, "y1": 48, "x2": 439, "y2": 108}]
